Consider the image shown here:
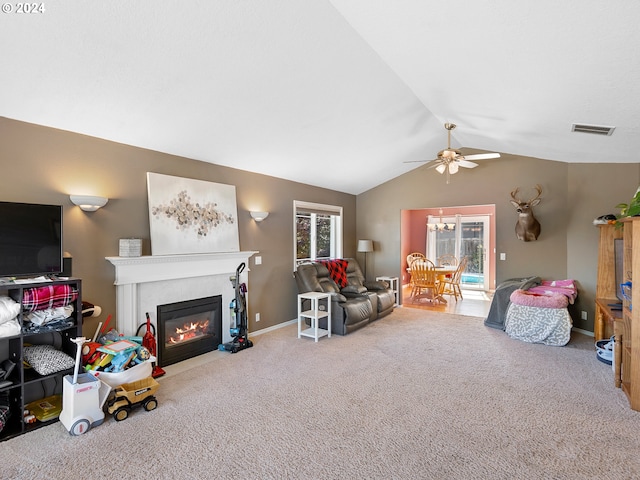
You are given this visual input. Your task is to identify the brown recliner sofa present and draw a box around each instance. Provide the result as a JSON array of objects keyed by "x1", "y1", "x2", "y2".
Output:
[{"x1": 293, "y1": 258, "x2": 395, "y2": 335}]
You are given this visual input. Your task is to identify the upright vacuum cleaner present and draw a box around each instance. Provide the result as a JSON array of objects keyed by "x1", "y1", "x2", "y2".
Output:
[{"x1": 218, "y1": 262, "x2": 253, "y2": 353}]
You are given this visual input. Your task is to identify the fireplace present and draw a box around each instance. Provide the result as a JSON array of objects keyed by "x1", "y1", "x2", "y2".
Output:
[
  {"x1": 106, "y1": 251, "x2": 257, "y2": 364},
  {"x1": 156, "y1": 295, "x2": 223, "y2": 367}
]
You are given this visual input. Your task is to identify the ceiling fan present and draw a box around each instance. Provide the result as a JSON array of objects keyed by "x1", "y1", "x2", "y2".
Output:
[{"x1": 406, "y1": 123, "x2": 500, "y2": 184}]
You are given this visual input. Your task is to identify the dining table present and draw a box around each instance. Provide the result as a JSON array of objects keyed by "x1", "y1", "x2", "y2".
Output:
[
  {"x1": 407, "y1": 262, "x2": 457, "y2": 304},
  {"x1": 433, "y1": 265, "x2": 457, "y2": 303}
]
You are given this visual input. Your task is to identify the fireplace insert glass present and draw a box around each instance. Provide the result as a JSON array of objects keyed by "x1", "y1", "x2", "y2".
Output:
[{"x1": 156, "y1": 295, "x2": 222, "y2": 367}]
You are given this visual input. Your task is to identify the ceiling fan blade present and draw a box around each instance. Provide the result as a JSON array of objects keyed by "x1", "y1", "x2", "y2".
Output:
[
  {"x1": 462, "y1": 152, "x2": 501, "y2": 161},
  {"x1": 426, "y1": 159, "x2": 444, "y2": 169},
  {"x1": 457, "y1": 159, "x2": 478, "y2": 169}
]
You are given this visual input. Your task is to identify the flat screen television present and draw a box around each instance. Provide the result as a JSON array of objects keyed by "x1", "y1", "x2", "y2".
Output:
[
  {"x1": 0, "y1": 201, "x2": 63, "y2": 278},
  {"x1": 615, "y1": 238, "x2": 625, "y2": 304}
]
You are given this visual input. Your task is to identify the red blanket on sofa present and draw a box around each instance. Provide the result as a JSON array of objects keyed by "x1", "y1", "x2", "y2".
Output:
[{"x1": 318, "y1": 259, "x2": 349, "y2": 288}]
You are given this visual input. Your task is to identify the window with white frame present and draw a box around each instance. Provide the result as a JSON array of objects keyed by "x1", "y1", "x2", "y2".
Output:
[{"x1": 294, "y1": 201, "x2": 343, "y2": 269}]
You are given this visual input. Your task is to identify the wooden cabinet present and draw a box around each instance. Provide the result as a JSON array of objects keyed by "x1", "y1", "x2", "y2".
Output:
[
  {"x1": 0, "y1": 278, "x2": 82, "y2": 441},
  {"x1": 595, "y1": 224, "x2": 623, "y2": 341},
  {"x1": 619, "y1": 218, "x2": 640, "y2": 410}
]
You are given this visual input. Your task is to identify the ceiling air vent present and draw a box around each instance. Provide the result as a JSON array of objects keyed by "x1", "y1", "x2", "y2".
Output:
[{"x1": 571, "y1": 123, "x2": 616, "y2": 136}]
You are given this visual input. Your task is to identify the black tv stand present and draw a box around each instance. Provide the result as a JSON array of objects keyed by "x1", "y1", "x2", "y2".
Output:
[{"x1": 0, "y1": 277, "x2": 82, "y2": 441}]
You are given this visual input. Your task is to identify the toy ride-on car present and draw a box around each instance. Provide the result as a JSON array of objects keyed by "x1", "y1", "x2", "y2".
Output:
[{"x1": 106, "y1": 376, "x2": 159, "y2": 421}]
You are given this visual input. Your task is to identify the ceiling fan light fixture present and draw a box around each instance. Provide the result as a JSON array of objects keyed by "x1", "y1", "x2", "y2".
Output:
[
  {"x1": 439, "y1": 148, "x2": 459, "y2": 160},
  {"x1": 405, "y1": 123, "x2": 500, "y2": 184}
]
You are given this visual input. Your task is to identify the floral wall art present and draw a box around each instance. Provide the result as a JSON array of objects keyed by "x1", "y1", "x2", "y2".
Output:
[{"x1": 146, "y1": 172, "x2": 240, "y2": 255}]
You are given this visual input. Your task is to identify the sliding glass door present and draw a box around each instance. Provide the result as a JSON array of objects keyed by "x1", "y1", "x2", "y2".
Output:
[{"x1": 427, "y1": 215, "x2": 490, "y2": 290}]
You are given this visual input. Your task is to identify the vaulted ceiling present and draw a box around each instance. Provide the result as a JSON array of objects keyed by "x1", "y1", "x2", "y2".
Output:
[{"x1": 2, "y1": 1, "x2": 639, "y2": 194}]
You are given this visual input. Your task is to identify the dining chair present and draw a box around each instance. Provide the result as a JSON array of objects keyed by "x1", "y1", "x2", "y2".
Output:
[
  {"x1": 406, "y1": 252, "x2": 426, "y2": 267},
  {"x1": 436, "y1": 254, "x2": 458, "y2": 267},
  {"x1": 409, "y1": 259, "x2": 440, "y2": 302},
  {"x1": 436, "y1": 254, "x2": 458, "y2": 280},
  {"x1": 439, "y1": 256, "x2": 468, "y2": 301},
  {"x1": 406, "y1": 252, "x2": 426, "y2": 295}
]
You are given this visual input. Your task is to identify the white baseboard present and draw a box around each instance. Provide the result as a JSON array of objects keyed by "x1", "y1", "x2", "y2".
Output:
[
  {"x1": 572, "y1": 327, "x2": 594, "y2": 337},
  {"x1": 249, "y1": 318, "x2": 297, "y2": 337}
]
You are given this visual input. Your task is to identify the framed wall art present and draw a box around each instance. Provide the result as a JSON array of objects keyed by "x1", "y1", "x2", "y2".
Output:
[{"x1": 146, "y1": 172, "x2": 240, "y2": 255}]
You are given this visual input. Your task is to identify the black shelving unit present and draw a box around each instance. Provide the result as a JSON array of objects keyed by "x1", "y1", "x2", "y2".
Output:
[{"x1": 0, "y1": 278, "x2": 82, "y2": 441}]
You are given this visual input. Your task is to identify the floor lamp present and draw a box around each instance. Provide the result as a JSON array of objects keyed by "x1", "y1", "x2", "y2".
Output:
[{"x1": 357, "y1": 239, "x2": 374, "y2": 280}]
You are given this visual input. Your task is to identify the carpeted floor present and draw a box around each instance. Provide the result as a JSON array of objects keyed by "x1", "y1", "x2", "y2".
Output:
[{"x1": 2, "y1": 307, "x2": 639, "y2": 479}]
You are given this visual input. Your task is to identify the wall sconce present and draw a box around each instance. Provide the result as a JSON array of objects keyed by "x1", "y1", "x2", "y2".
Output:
[
  {"x1": 250, "y1": 211, "x2": 269, "y2": 222},
  {"x1": 70, "y1": 195, "x2": 109, "y2": 212}
]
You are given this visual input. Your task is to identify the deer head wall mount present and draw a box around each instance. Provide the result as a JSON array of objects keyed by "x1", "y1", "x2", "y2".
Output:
[{"x1": 510, "y1": 184, "x2": 542, "y2": 242}]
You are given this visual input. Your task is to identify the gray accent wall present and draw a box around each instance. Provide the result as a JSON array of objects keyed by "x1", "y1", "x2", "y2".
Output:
[
  {"x1": 357, "y1": 154, "x2": 639, "y2": 332},
  {"x1": 1, "y1": 116, "x2": 638, "y2": 335},
  {"x1": 0, "y1": 117, "x2": 356, "y2": 337}
]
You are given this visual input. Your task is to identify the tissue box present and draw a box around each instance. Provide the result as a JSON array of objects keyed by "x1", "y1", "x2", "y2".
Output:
[{"x1": 119, "y1": 238, "x2": 142, "y2": 257}]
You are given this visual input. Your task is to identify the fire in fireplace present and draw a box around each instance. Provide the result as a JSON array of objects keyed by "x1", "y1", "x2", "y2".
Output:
[{"x1": 156, "y1": 295, "x2": 222, "y2": 367}]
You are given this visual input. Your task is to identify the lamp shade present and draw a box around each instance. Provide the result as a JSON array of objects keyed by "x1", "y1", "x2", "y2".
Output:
[{"x1": 357, "y1": 239, "x2": 373, "y2": 253}]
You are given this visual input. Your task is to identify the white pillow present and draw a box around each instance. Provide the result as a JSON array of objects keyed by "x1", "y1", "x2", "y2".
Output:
[
  {"x1": 0, "y1": 296, "x2": 20, "y2": 325},
  {"x1": 0, "y1": 319, "x2": 20, "y2": 338}
]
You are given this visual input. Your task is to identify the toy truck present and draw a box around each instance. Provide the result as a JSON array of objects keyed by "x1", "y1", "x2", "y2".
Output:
[{"x1": 106, "y1": 376, "x2": 159, "y2": 421}]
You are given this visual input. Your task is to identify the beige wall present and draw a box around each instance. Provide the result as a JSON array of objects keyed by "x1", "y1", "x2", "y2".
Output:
[
  {"x1": 0, "y1": 117, "x2": 356, "y2": 337},
  {"x1": 2, "y1": 117, "x2": 638, "y2": 336},
  {"x1": 357, "y1": 153, "x2": 640, "y2": 332},
  {"x1": 566, "y1": 164, "x2": 639, "y2": 330}
]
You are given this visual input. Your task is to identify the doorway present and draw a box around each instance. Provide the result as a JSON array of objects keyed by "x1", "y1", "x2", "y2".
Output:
[
  {"x1": 400, "y1": 204, "x2": 496, "y2": 306},
  {"x1": 426, "y1": 214, "x2": 490, "y2": 290}
]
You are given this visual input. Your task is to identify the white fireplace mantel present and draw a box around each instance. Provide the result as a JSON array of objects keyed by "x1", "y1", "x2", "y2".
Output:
[
  {"x1": 106, "y1": 251, "x2": 257, "y2": 339},
  {"x1": 106, "y1": 251, "x2": 258, "y2": 285}
]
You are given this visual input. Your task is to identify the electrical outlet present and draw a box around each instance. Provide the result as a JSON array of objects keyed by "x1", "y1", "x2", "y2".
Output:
[
  {"x1": 255, "y1": 256, "x2": 262, "y2": 265},
  {"x1": 255, "y1": 312, "x2": 260, "y2": 322},
  {"x1": 500, "y1": 253, "x2": 506, "y2": 261},
  {"x1": 581, "y1": 311, "x2": 588, "y2": 320}
]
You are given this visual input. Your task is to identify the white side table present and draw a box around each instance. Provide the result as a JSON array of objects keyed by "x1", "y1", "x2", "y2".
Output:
[
  {"x1": 298, "y1": 292, "x2": 332, "y2": 342},
  {"x1": 376, "y1": 276, "x2": 399, "y2": 306}
]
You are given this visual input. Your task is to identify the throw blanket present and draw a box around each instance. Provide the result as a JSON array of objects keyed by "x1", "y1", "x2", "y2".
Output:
[
  {"x1": 503, "y1": 280, "x2": 577, "y2": 347},
  {"x1": 486, "y1": 277, "x2": 576, "y2": 346},
  {"x1": 14, "y1": 285, "x2": 78, "y2": 313},
  {"x1": 527, "y1": 279, "x2": 577, "y2": 304},
  {"x1": 505, "y1": 303, "x2": 572, "y2": 346},
  {"x1": 318, "y1": 259, "x2": 349, "y2": 288},
  {"x1": 484, "y1": 277, "x2": 541, "y2": 330},
  {"x1": 510, "y1": 289, "x2": 569, "y2": 309}
]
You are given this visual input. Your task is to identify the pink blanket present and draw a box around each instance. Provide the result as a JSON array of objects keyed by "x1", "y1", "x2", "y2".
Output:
[
  {"x1": 510, "y1": 289, "x2": 569, "y2": 308},
  {"x1": 527, "y1": 279, "x2": 577, "y2": 304}
]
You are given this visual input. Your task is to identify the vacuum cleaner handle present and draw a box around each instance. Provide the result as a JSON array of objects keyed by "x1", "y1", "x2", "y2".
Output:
[{"x1": 136, "y1": 314, "x2": 156, "y2": 336}]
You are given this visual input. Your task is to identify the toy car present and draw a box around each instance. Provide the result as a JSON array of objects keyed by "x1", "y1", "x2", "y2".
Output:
[{"x1": 106, "y1": 376, "x2": 159, "y2": 421}]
